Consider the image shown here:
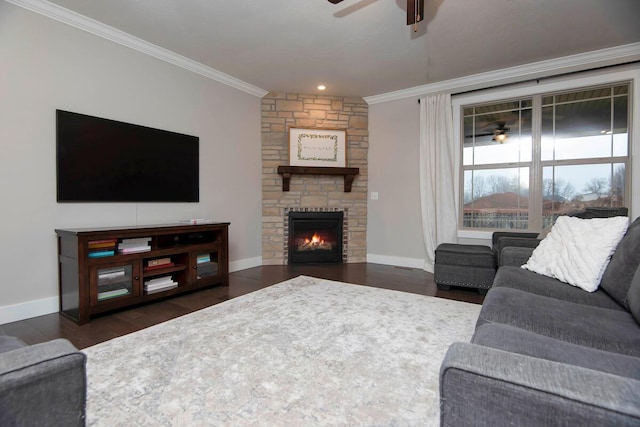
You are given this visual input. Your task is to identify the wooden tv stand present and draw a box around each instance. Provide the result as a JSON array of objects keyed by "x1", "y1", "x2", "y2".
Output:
[{"x1": 56, "y1": 223, "x2": 229, "y2": 324}]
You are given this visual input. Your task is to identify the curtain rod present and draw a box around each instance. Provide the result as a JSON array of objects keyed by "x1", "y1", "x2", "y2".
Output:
[{"x1": 417, "y1": 60, "x2": 639, "y2": 104}]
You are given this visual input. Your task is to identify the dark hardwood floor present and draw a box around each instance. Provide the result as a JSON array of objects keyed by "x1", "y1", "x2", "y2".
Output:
[{"x1": 0, "y1": 263, "x2": 484, "y2": 350}]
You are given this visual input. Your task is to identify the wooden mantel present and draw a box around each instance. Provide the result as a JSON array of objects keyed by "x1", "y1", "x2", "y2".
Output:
[{"x1": 277, "y1": 166, "x2": 360, "y2": 192}]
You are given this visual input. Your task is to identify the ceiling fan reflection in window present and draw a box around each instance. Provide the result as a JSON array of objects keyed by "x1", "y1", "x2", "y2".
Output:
[
  {"x1": 328, "y1": 0, "x2": 425, "y2": 31},
  {"x1": 468, "y1": 121, "x2": 513, "y2": 144}
]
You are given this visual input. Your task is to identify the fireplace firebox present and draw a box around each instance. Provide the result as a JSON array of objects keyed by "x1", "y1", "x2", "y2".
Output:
[{"x1": 288, "y1": 211, "x2": 344, "y2": 263}]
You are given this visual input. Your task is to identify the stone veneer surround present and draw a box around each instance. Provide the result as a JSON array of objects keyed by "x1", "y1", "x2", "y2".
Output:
[{"x1": 262, "y1": 93, "x2": 368, "y2": 264}]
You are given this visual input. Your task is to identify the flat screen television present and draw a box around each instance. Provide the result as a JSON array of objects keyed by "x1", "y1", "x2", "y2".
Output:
[{"x1": 56, "y1": 110, "x2": 199, "y2": 202}]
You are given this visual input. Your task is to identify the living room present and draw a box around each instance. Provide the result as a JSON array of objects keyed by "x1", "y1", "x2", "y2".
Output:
[
  {"x1": 1, "y1": 0, "x2": 640, "y2": 424},
  {"x1": 2, "y1": 0, "x2": 639, "y2": 325}
]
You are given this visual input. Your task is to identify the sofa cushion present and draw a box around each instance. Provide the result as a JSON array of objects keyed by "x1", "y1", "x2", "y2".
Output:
[
  {"x1": 493, "y1": 266, "x2": 624, "y2": 310},
  {"x1": 0, "y1": 336, "x2": 27, "y2": 354},
  {"x1": 472, "y1": 323, "x2": 640, "y2": 380},
  {"x1": 477, "y1": 287, "x2": 640, "y2": 357},
  {"x1": 599, "y1": 216, "x2": 640, "y2": 309},
  {"x1": 522, "y1": 216, "x2": 629, "y2": 292}
]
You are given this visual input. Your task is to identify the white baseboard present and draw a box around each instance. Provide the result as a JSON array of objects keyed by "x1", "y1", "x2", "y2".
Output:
[
  {"x1": 366, "y1": 254, "x2": 429, "y2": 271},
  {"x1": 0, "y1": 256, "x2": 264, "y2": 326},
  {"x1": 230, "y1": 256, "x2": 262, "y2": 272},
  {"x1": 0, "y1": 297, "x2": 59, "y2": 326}
]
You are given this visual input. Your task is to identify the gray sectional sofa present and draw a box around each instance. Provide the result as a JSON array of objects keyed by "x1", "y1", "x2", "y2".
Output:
[
  {"x1": 440, "y1": 216, "x2": 640, "y2": 426},
  {"x1": 0, "y1": 336, "x2": 86, "y2": 426}
]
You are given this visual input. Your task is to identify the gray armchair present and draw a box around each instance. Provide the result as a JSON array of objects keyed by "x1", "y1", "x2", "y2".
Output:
[{"x1": 0, "y1": 336, "x2": 86, "y2": 426}]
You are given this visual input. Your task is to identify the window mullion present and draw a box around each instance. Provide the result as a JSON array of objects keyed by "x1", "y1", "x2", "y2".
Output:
[{"x1": 529, "y1": 94, "x2": 543, "y2": 231}]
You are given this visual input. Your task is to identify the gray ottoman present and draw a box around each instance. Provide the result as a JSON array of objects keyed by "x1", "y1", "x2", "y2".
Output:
[{"x1": 434, "y1": 243, "x2": 496, "y2": 294}]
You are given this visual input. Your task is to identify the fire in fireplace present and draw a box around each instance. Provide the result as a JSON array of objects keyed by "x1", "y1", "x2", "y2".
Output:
[
  {"x1": 297, "y1": 232, "x2": 333, "y2": 251},
  {"x1": 288, "y1": 211, "x2": 344, "y2": 263}
]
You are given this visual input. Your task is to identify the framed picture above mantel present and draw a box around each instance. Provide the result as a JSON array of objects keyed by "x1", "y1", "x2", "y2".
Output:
[{"x1": 289, "y1": 127, "x2": 346, "y2": 167}]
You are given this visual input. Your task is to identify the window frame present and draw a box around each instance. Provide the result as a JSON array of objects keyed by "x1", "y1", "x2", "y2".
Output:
[{"x1": 452, "y1": 68, "x2": 638, "y2": 239}]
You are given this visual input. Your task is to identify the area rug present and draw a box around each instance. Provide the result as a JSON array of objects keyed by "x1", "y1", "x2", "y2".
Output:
[{"x1": 83, "y1": 275, "x2": 481, "y2": 426}]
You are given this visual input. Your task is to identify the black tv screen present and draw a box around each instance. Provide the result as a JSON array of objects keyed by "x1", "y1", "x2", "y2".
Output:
[{"x1": 56, "y1": 110, "x2": 199, "y2": 202}]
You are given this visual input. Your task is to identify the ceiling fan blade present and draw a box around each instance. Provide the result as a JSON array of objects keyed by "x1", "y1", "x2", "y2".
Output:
[
  {"x1": 328, "y1": 0, "x2": 344, "y2": 4},
  {"x1": 406, "y1": 0, "x2": 425, "y2": 25}
]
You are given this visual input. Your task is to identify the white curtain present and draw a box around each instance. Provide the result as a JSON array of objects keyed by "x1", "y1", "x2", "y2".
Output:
[{"x1": 419, "y1": 93, "x2": 458, "y2": 272}]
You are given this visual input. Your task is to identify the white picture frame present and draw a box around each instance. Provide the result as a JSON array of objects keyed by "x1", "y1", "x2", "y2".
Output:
[{"x1": 288, "y1": 127, "x2": 346, "y2": 167}]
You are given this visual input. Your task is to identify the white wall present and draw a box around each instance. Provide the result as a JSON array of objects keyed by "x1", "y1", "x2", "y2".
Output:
[
  {"x1": 367, "y1": 98, "x2": 427, "y2": 269},
  {"x1": 0, "y1": 2, "x2": 262, "y2": 323}
]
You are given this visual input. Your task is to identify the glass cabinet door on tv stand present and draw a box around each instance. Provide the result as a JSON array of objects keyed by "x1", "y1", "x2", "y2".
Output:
[{"x1": 89, "y1": 263, "x2": 141, "y2": 306}]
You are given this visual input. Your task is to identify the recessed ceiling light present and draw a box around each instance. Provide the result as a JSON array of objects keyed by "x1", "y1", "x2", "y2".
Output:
[{"x1": 317, "y1": 84, "x2": 327, "y2": 91}]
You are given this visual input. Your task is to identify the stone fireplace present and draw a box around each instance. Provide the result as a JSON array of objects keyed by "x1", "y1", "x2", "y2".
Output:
[{"x1": 261, "y1": 93, "x2": 368, "y2": 265}]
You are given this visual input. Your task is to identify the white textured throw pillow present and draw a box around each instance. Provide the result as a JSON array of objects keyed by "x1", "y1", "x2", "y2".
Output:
[{"x1": 522, "y1": 216, "x2": 629, "y2": 292}]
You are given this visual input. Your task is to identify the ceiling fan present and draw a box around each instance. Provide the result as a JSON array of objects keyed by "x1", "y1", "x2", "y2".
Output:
[
  {"x1": 328, "y1": 0, "x2": 425, "y2": 30},
  {"x1": 492, "y1": 122, "x2": 510, "y2": 144},
  {"x1": 469, "y1": 121, "x2": 512, "y2": 144}
]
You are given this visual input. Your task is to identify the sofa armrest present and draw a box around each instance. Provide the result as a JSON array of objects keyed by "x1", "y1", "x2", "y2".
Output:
[
  {"x1": 495, "y1": 236, "x2": 541, "y2": 249},
  {"x1": 440, "y1": 342, "x2": 640, "y2": 426},
  {"x1": 499, "y1": 246, "x2": 535, "y2": 267},
  {"x1": 0, "y1": 338, "x2": 86, "y2": 426},
  {"x1": 493, "y1": 235, "x2": 540, "y2": 266},
  {"x1": 491, "y1": 231, "x2": 539, "y2": 246}
]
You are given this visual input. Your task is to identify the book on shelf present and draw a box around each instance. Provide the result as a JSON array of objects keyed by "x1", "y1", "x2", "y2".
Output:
[
  {"x1": 88, "y1": 242, "x2": 117, "y2": 250},
  {"x1": 98, "y1": 267, "x2": 126, "y2": 279},
  {"x1": 88, "y1": 238, "x2": 119, "y2": 245},
  {"x1": 118, "y1": 246, "x2": 151, "y2": 254},
  {"x1": 145, "y1": 284, "x2": 178, "y2": 294},
  {"x1": 147, "y1": 257, "x2": 172, "y2": 267},
  {"x1": 120, "y1": 237, "x2": 152, "y2": 245},
  {"x1": 88, "y1": 250, "x2": 116, "y2": 258},
  {"x1": 144, "y1": 276, "x2": 174, "y2": 286},
  {"x1": 144, "y1": 263, "x2": 175, "y2": 272},
  {"x1": 197, "y1": 254, "x2": 211, "y2": 264},
  {"x1": 97, "y1": 288, "x2": 130, "y2": 300},
  {"x1": 117, "y1": 237, "x2": 152, "y2": 253},
  {"x1": 144, "y1": 281, "x2": 177, "y2": 290}
]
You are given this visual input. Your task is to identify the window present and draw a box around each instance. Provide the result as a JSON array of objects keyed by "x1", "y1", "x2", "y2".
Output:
[{"x1": 461, "y1": 83, "x2": 630, "y2": 231}]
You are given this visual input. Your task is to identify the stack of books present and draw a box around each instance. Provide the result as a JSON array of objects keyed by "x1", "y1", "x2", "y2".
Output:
[
  {"x1": 88, "y1": 239, "x2": 118, "y2": 258},
  {"x1": 144, "y1": 257, "x2": 174, "y2": 272},
  {"x1": 118, "y1": 237, "x2": 151, "y2": 254},
  {"x1": 97, "y1": 266, "x2": 130, "y2": 301},
  {"x1": 144, "y1": 276, "x2": 178, "y2": 294}
]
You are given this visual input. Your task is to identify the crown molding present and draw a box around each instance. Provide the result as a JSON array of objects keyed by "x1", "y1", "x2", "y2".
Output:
[
  {"x1": 364, "y1": 42, "x2": 640, "y2": 105},
  {"x1": 5, "y1": 0, "x2": 269, "y2": 98}
]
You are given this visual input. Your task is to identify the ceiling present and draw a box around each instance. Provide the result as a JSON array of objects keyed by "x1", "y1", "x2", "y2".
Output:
[{"x1": 30, "y1": 0, "x2": 640, "y2": 97}]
